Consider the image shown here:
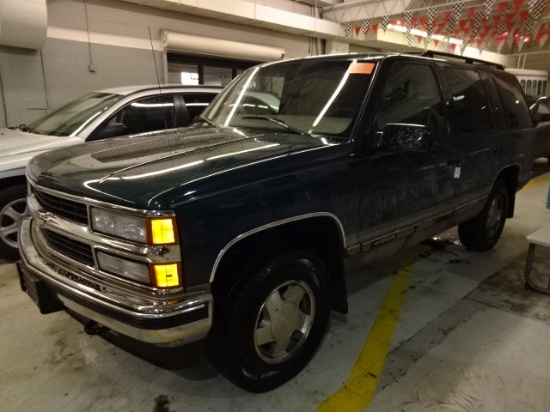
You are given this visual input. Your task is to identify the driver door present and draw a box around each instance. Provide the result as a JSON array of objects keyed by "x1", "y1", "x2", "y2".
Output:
[{"x1": 356, "y1": 61, "x2": 459, "y2": 245}]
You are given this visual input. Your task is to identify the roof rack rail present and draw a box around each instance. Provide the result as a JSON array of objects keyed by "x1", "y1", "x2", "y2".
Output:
[{"x1": 420, "y1": 51, "x2": 504, "y2": 70}]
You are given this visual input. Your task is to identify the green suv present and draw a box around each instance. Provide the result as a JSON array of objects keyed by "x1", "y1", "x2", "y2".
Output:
[{"x1": 18, "y1": 52, "x2": 534, "y2": 392}]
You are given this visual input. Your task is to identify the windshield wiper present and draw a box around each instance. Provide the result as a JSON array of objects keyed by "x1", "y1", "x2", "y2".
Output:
[
  {"x1": 194, "y1": 116, "x2": 219, "y2": 128},
  {"x1": 241, "y1": 115, "x2": 308, "y2": 136}
]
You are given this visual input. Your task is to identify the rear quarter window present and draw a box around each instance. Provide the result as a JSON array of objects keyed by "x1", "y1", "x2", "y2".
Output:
[{"x1": 491, "y1": 71, "x2": 532, "y2": 130}]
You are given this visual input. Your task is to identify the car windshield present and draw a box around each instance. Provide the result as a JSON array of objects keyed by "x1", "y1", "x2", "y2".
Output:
[
  {"x1": 201, "y1": 58, "x2": 376, "y2": 138},
  {"x1": 26, "y1": 92, "x2": 124, "y2": 136}
]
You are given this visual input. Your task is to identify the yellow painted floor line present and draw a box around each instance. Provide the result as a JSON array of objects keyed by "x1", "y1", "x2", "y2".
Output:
[
  {"x1": 521, "y1": 172, "x2": 550, "y2": 192},
  {"x1": 316, "y1": 247, "x2": 418, "y2": 412}
]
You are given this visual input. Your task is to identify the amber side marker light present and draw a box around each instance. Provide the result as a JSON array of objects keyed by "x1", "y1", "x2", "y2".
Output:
[
  {"x1": 153, "y1": 263, "x2": 181, "y2": 288},
  {"x1": 148, "y1": 217, "x2": 177, "y2": 245}
]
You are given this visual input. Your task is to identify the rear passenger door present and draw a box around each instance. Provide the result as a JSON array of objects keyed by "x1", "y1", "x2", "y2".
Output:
[{"x1": 441, "y1": 66, "x2": 501, "y2": 202}]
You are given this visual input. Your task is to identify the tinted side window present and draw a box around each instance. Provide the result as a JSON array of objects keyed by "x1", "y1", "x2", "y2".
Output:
[
  {"x1": 376, "y1": 63, "x2": 444, "y2": 135},
  {"x1": 183, "y1": 93, "x2": 217, "y2": 120},
  {"x1": 491, "y1": 71, "x2": 532, "y2": 129},
  {"x1": 444, "y1": 68, "x2": 492, "y2": 134},
  {"x1": 101, "y1": 95, "x2": 176, "y2": 137}
]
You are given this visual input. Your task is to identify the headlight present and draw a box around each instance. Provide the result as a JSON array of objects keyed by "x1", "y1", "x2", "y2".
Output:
[
  {"x1": 91, "y1": 208, "x2": 177, "y2": 245},
  {"x1": 91, "y1": 208, "x2": 147, "y2": 243}
]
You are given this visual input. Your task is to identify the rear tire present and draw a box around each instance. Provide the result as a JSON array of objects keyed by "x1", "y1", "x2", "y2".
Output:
[
  {"x1": 458, "y1": 179, "x2": 509, "y2": 251},
  {"x1": 0, "y1": 184, "x2": 28, "y2": 261},
  {"x1": 208, "y1": 250, "x2": 331, "y2": 392}
]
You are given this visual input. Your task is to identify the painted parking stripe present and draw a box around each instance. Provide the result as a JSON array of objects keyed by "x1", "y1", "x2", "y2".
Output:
[
  {"x1": 316, "y1": 247, "x2": 418, "y2": 412},
  {"x1": 521, "y1": 173, "x2": 550, "y2": 192}
]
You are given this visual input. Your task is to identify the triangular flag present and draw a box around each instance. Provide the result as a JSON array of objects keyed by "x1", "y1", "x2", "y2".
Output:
[
  {"x1": 498, "y1": 2, "x2": 508, "y2": 14},
  {"x1": 496, "y1": 38, "x2": 505, "y2": 53},
  {"x1": 382, "y1": 15, "x2": 390, "y2": 33},
  {"x1": 484, "y1": 0, "x2": 496, "y2": 18},
  {"x1": 342, "y1": 21, "x2": 352, "y2": 38},
  {"x1": 519, "y1": 11, "x2": 529, "y2": 25},
  {"x1": 361, "y1": 19, "x2": 370, "y2": 35}
]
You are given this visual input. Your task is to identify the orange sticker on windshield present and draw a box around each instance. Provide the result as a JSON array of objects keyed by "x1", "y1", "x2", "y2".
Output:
[{"x1": 348, "y1": 62, "x2": 375, "y2": 74}]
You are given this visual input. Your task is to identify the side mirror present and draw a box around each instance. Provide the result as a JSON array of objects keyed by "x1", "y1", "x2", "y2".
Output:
[
  {"x1": 532, "y1": 97, "x2": 550, "y2": 124},
  {"x1": 92, "y1": 123, "x2": 127, "y2": 141},
  {"x1": 377, "y1": 123, "x2": 433, "y2": 153}
]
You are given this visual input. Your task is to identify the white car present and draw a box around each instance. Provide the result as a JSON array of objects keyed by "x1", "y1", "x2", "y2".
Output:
[{"x1": 0, "y1": 84, "x2": 221, "y2": 260}]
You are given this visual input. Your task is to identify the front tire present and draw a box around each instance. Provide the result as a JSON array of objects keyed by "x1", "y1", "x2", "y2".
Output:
[
  {"x1": 458, "y1": 179, "x2": 509, "y2": 251},
  {"x1": 0, "y1": 184, "x2": 28, "y2": 261},
  {"x1": 208, "y1": 250, "x2": 331, "y2": 392}
]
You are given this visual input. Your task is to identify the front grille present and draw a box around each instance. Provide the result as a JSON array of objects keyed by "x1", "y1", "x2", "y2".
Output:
[
  {"x1": 34, "y1": 189, "x2": 88, "y2": 224},
  {"x1": 43, "y1": 229, "x2": 95, "y2": 267}
]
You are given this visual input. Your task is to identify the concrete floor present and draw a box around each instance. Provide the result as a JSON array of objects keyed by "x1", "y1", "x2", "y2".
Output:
[{"x1": 3, "y1": 163, "x2": 550, "y2": 411}]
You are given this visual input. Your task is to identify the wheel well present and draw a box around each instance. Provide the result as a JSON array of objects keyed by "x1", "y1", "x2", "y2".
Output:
[
  {"x1": 0, "y1": 175, "x2": 26, "y2": 191},
  {"x1": 496, "y1": 166, "x2": 519, "y2": 218},
  {"x1": 211, "y1": 216, "x2": 348, "y2": 313}
]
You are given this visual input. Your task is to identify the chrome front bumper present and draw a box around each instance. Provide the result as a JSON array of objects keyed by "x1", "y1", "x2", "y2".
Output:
[{"x1": 18, "y1": 217, "x2": 213, "y2": 346}]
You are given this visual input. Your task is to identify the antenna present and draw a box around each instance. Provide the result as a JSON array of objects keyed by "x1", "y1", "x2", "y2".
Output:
[{"x1": 148, "y1": 26, "x2": 162, "y2": 90}]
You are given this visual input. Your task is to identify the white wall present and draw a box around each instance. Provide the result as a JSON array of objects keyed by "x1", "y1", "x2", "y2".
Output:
[
  {"x1": 0, "y1": 0, "x2": 314, "y2": 128},
  {"x1": 0, "y1": 46, "x2": 49, "y2": 127}
]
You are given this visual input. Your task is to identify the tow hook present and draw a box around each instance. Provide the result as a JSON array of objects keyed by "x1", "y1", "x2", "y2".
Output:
[{"x1": 84, "y1": 320, "x2": 109, "y2": 335}]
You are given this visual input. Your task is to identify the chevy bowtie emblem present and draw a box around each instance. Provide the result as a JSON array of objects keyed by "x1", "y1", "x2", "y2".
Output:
[{"x1": 36, "y1": 210, "x2": 54, "y2": 226}]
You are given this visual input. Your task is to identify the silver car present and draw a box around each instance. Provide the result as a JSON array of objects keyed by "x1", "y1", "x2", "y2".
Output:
[{"x1": 0, "y1": 84, "x2": 221, "y2": 260}]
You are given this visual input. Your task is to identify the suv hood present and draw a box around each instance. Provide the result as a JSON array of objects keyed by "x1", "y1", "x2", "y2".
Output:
[
  {"x1": 0, "y1": 127, "x2": 83, "y2": 159},
  {"x1": 29, "y1": 127, "x2": 342, "y2": 208}
]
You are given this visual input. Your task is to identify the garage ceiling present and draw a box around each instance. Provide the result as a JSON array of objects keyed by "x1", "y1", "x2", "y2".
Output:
[{"x1": 120, "y1": 0, "x2": 550, "y2": 56}]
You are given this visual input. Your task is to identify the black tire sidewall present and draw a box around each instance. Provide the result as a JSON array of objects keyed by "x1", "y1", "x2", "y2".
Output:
[
  {"x1": 458, "y1": 180, "x2": 508, "y2": 251},
  {"x1": 211, "y1": 250, "x2": 331, "y2": 392}
]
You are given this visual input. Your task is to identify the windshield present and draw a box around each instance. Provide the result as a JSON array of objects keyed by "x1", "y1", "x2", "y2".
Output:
[
  {"x1": 202, "y1": 58, "x2": 376, "y2": 138},
  {"x1": 26, "y1": 92, "x2": 124, "y2": 136}
]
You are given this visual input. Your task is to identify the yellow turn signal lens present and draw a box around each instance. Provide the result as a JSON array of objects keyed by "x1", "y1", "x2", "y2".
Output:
[
  {"x1": 153, "y1": 263, "x2": 181, "y2": 288},
  {"x1": 148, "y1": 217, "x2": 177, "y2": 244}
]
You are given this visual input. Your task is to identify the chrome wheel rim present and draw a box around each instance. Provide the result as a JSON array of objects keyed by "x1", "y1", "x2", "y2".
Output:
[
  {"x1": 254, "y1": 280, "x2": 315, "y2": 364},
  {"x1": 0, "y1": 197, "x2": 28, "y2": 249}
]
